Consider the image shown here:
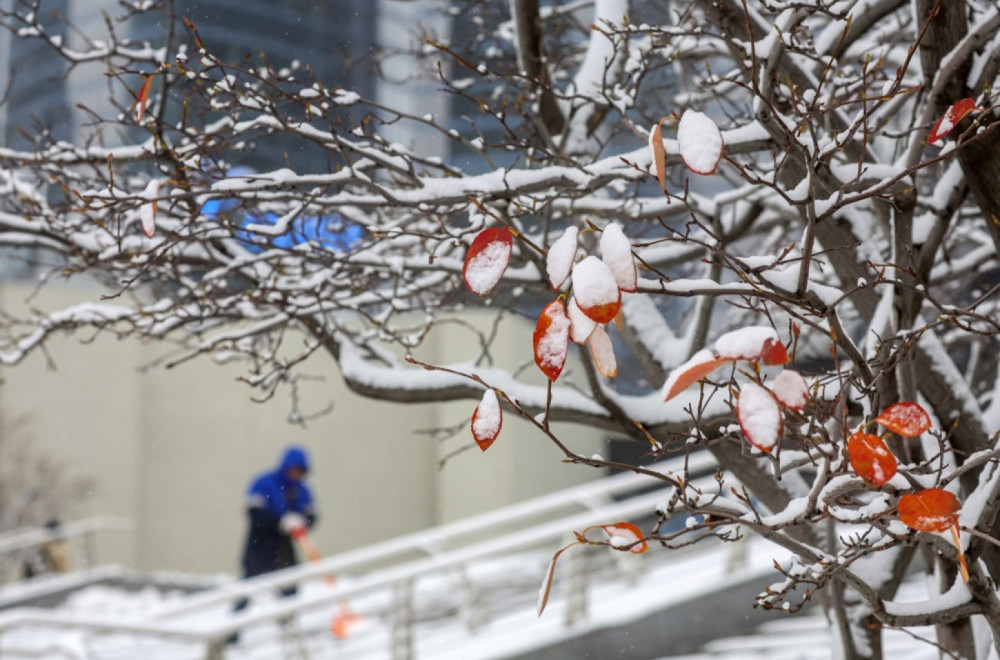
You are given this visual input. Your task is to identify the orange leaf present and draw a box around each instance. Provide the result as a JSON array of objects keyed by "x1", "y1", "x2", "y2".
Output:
[
  {"x1": 649, "y1": 117, "x2": 668, "y2": 192},
  {"x1": 600, "y1": 522, "x2": 648, "y2": 553},
  {"x1": 588, "y1": 325, "x2": 617, "y2": 378},
  {"x1": 471, "y1": 389, "x2": 502, "y2": 451},
  {"x1": 462, "y1": 227, "x2": 512, "y2": 295},
  {"x1": 135, "y1": 74, "x2": 154, "y2": 123},
  {"x1": 533, "y1": 300, "x2": 570, "y2": 381},
  {"x1": 949, "y1": 524, "x2": 970, "y2": 585},
  {"x1": 928, "y1": 98, "x2": 978, "y2": 144},
  {"x1": 874, "y1": 402, "x2": 932, "y2": 437},
  {"x1": 847, "y1": 432, "x2": 897, "y2": 487},
  {"x1": 662, "y1": 349, "x2": 732, "y2": 402},
  {"x1": 537, "y1": 542, "x2": 577, "y2": 617},
  {"x1": 898, "y1": 488, "x2": 961, "y2": 533}
]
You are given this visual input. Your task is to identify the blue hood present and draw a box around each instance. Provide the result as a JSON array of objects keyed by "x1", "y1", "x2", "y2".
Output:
[{"x1": 279, "y1": 446, "x2": 310, "y2": 474}]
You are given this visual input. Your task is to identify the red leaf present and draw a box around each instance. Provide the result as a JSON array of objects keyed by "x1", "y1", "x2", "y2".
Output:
[
  {"x1": 760, "y1": 337, "x2": 789, "y2": 366},
  {"x1": 533, "y1": 300, "x2": 570, "y2": 381},
  {"x1": 874, "y1": 402, "x2": 932, "y2": 437},
  {"x1": 471, "y1": 389, "x2": 502, "y2": 451},
  {"x1": 135, "y1": 74, "x2": 154, "y2": 123},
  {"x1": 463, "y1": 227, "x2": 512, "y2": 295},
  {"x1": 600, "y1": 522, "x2": 648, "y2": 554},
  {"x1": 898, "y1": 488, "x2": 961, "y2": 533},
  {"x1": 737, "y1": 382, "x2": 783, "y2": 453},
  {"x1": 571, "y1": 256, "x2": 621, "y2": 324},
  {"x1": 928, "y1": 98, "x2": 979, "y2": 144},
  {"x1": 847, "y1": 432, "x2": 897, "y2": 487},
  {"x1": 662, "y1": 349, "x2": 732, "y2": 402}
]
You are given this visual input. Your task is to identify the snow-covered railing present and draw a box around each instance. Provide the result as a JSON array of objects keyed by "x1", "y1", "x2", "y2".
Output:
[
  {"x1": 0, "y1": 517, "x2": 131, "y2": 584},
  {"x1": 0, "y1": 456, "x2": 731, "y2": 660},
  {"x1": 151, "y1": 452, "x2": 717, "y2": 621}
]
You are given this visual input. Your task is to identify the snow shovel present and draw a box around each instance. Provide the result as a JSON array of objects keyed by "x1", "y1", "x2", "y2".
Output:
[{"x1": 291, "y1": 527, "x2": 362, "y2": 639}]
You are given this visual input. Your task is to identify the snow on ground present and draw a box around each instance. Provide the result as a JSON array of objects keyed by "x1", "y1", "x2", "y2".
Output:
[
  {"x1": 0, "y1": 540, "x2": 779, "y2": 659},
  {"x1": 0, "y1": 540, "x2": 979, "y2": 659}
]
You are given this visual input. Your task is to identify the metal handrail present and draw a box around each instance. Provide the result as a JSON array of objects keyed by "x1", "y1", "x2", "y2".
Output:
[
  {"x1": 151, "y1": 453, "x2": 715, "y2": 621},
  {"x1": 0, "y1": 517, "x2": 131, "y2": 556},
  {"x1": 0, "y1": 457, "x2": 734, "y2": 659}
]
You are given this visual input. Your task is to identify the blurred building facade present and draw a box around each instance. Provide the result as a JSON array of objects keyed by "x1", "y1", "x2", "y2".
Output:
[{"x1": 0, "y1": 0, "x2": 605, "y2": 574}]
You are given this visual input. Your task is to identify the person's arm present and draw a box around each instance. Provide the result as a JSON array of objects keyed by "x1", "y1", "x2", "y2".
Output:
[
  {"x1": 297, "y1": 484, "x2": 317, "y2": 529},
  {"x1": 247, "y1": 486, "x2": 282, "y2": 532}
]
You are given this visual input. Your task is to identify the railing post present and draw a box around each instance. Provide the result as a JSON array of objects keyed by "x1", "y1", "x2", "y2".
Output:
[
  {"x1": 205, "y1": 638, "x2": 225, "y2": 660},
  {"x1": 454, "y1": 564, "x2": 485, "y2": 634},
  {"x1": 617, "y1": 549, "x2": 644, "y2": 587},
  {"x1": 390, "y1": 578, "x2": 415, "y2": 660},
  {"x1": 81, "y1": 530, "x2": 96, "y2": 571},
  {"x1": 564, "y1": 545, "x2": 591, "y2": 627}
]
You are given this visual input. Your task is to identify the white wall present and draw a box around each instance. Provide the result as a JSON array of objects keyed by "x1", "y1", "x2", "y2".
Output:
[{"x1": 0, "y1": 281, "x2": 607, "y2": 575}]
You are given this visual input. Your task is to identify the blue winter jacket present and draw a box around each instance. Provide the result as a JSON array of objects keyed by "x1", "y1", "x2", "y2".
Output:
[{"x1": 240, "y1": 446, "x2": 317, "y2": 578}]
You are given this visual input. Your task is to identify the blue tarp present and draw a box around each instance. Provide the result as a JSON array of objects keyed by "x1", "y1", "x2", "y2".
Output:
[{"x1": 202, "y1": 197, "x2": 363, "y2": 254}]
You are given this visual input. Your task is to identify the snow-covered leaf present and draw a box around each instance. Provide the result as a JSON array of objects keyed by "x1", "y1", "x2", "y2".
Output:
[
  {"x1": 714, "y1": 326, "x2": 784, "y2": 363},
  {"x1": 567, "y1": 296, "x2": 598, "y2": 344},
  {"x1": 770, "y1": 370, "x2": 809, "y2": 410},
  {"x1": 737, "y1": 382, "x2": 783, "y2": 453},
  {"x1": 139, "y1": 179, "x2": 160, "y2": 238},
  {"x1": 847, "y1": 432, "x2": 897, "y2": 487},
  {"x1": 463, "y1": 227, "x2": 512, "y2": 295},
  {"x1": 928, "y1": 98, "x2": 978, "y2": 144},
  {"x1": 661, "y1": 349, "x2": 731, "y2": 402},
  {"x1": 546, "y1": 226, "x2": 578, "y2": 290},
  {"x1": 533, "y1": 300, "x2": 570, "y2": 381},
  {"x1": 874, "y1": 402, "x2": 932, "y2": 438},
  {"x1": 588, "y1": 325, "x2": 617, "y2": 378},
  {"x1": 898, "y1": 488, "x2": 960, "y2": 533},
  {"x1": 600, "y1": 223, "x2": 637, "y2": 292},
  {"x1": 571, "y1": 256, "x2": 621, "y2": 324},
  {"x1": 677, "y1": 110, "x2": 723, "y2": 175},
  {"x1": 600, "y1": 522, "x2": 648, "y2": 554},
  {"x1": 471, "y1": 389, "x2": 502, "y2": 451}
]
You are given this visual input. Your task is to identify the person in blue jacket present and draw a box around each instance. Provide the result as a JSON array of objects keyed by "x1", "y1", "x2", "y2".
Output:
[
  {"x1": 229, "y1": 446, "x2": 316, "y2": 643},
  {"x1": 241, "y1": 445, "x2": 317, "y2": 580}
]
